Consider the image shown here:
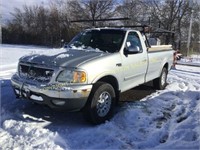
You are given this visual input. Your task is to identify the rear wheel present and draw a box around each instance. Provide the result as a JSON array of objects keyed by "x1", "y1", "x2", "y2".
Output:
[
  {"x1": 83, "y1": 82, "x2": 116, "y2": 124},
  {"x1": 153, "y1": 67, "x2": 168, "y2": 90}
]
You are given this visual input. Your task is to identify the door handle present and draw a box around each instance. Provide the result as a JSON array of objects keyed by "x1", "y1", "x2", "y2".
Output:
[{"x1": 116, "y1": 63, "x2": 122, "y2": 67}]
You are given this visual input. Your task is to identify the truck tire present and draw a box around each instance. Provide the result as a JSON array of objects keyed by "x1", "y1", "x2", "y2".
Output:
[
  {"x1": 83, "y1": 82, "x2": 116, "y2": 124},
  {"x1": 153, "y1": 67, "x2": 168, "y2": 90}
]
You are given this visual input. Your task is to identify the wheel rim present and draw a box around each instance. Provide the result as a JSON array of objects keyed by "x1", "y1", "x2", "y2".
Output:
[
  {"x1": 161, "y1": 70, "x2": 167, "y2": 86},
  {"x1": 96, "y1": 91, "x2": 112, "y2": 117}
]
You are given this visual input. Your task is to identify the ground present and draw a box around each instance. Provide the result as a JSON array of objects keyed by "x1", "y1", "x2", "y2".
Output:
[{"x1": 0, "y1": 44, "x2": 200, "y2": 149}]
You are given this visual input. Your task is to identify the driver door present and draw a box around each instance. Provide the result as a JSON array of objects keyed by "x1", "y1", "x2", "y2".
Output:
[{"x1": 121, "y1": 31, "x2": 148, "y2": 92}]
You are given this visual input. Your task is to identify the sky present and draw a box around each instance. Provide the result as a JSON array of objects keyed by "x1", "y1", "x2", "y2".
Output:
[{"x1": 1, "y1": 0, "x2": 48, "y2": 24}]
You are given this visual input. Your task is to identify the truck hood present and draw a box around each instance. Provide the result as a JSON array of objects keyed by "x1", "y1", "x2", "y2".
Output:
[{"x1": 19, "y1": 48, "x2": 107, "y2": 68}]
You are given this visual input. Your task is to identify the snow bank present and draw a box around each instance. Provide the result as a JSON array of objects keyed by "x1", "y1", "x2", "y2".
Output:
[{"x1": 0, "y1": 120, "x2": 67, "y2": 149}]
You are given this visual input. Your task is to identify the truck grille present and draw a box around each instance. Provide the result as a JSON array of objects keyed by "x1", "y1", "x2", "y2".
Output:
[{"x1": 19, "y1": 64, "x2": 54, "y2": 83}]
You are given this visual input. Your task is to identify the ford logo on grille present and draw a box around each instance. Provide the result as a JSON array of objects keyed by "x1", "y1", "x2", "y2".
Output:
[{"x1": 29, "y1": 69, "x2": 36, "y2": 77}]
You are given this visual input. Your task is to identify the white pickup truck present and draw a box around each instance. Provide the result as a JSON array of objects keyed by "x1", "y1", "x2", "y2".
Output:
[{"x1": 11, "y1": 28, "x2": 174, "y2": 124}]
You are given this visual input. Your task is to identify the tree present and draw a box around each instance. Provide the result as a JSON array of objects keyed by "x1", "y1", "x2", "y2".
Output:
[
  {"x1": 116, "y1": 0, "x2": 149, "y2": 26},
  {"x1": 147, "y1": 0, "x2": 190, "y2": 47},
  {"x1": 68, "y1": 0, "x2": 115, "y2": 27},
  {"x1": 84, "y1": 0, "x2": 115, "y2": 26},
  {"x1": 2, "y1": 0, "x2": 199, "y2": 51}
]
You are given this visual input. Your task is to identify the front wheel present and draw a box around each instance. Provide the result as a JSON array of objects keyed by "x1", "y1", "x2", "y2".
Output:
[
  {"x1": 83, "y1": 82, "x2": 116, "y2": 124},
  {"x1": 153, "y1": 67, "x2": 168, "y2": 90}
]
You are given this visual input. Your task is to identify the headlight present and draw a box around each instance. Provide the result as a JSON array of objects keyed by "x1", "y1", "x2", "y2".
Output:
[{"x1": 56, "y1": 70, "x2": 87, "y2": 83}]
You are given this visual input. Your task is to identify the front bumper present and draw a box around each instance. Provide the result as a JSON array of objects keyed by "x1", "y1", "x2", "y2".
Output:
[{"x1": 11, "y1": 74, "x2": 92, "y2": 111}]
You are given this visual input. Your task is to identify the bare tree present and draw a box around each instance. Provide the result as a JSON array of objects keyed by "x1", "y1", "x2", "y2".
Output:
[
  {"x1": 36, "y1": 6, "x2": 49, "y2": 44},
  {"x1": 68, "y1": 0, "x2": 87, "y2": 20},
  {"x1": 68, "y1": 0, "x2": 115, "y2": 27},
  {"x1": 4, "y1": 0, "x2": 198, "y2": 51},
  {"x1": 148, "y1": 0, "x2": 190, "y2": 47},
  {"x1": 116, "y1": 0, "x2": 149, "y2": 25},
  {"x1": 84, "y1": 0, "x2": 115, "y2": 26}
]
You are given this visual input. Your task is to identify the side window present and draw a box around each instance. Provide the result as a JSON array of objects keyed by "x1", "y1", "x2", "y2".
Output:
[{"x1": 126, "y1": 32, "x2": 143, "y2": 52}]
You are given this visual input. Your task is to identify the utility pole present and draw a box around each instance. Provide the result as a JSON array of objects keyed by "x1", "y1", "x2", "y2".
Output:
[{"x1": 187, "y1": 0, "x2": 195, "y2": 56}]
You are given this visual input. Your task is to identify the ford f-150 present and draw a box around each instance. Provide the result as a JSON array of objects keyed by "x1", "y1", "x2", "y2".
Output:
[{"x1": 11, "y1": 28, "x2": 174, "y2": 124}]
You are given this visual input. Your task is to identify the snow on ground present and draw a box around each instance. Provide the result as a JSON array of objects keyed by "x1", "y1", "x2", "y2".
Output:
[
  {"x1": 0, "y1": 44, "x2": 48, "y2": 79},
  {"x1": 0, "y1": 44, "x2": 68, "y2": 79},
  {"x1": 177, "y1": 55, "x2": 200, "y2": 67},
  {"x1": 0, "y1": 44, "x2": 200, "y2": 149}
]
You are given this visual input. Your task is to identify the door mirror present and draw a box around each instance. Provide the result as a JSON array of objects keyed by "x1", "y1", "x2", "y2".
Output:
[
  {"x1": 128, "y1": 46, "x2": 140, "y2": 53},
  {"x1": 124, "y1": 42, "x2": 140, "y2": 55},
  {"x1": 63, "y1": 42, "x2": 68, "y2": 48}
]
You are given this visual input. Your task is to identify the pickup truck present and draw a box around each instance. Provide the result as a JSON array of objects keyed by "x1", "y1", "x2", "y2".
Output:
[{"x1": 11, "y1": 28, "x2": 174, "y2": 124}]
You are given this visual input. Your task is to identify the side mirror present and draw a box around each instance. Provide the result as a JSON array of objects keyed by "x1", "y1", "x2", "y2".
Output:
[
  {"x1": 124, "y1": 42, "x2": 140, "y2": 55},
  {"x1": 63, "y1": 42, "x2": 68, "y2": 48},
  {"x1": 128, "y1": 46, "x2": 140, "y2": 53}
]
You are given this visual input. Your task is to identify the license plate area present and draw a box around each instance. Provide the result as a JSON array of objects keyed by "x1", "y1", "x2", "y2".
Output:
[{"x1": 21, "y1": 85, "x2": 44, "y2": 102}]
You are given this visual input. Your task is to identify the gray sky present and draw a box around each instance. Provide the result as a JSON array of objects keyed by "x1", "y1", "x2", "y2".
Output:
[{"x1": 1, "y1": 0, "x2": 48, "y2": 24}]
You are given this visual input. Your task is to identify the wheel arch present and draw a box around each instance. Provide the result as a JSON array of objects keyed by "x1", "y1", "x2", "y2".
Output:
[
  {"x1": 153, "y1": 63, "x2": 168, "y2": 90},
  {"x1": 83, "y1": 76, "x2": 119, "y2": 124},
  {"x1": 163, "y1": 63, "x2": 169, "y2": 70},
  {"x1": 95, "y1": 75, "x2": 120, "y2": 102},
  {"x1": 158, "y1": 62, "x2": 169, "y2": 78}
]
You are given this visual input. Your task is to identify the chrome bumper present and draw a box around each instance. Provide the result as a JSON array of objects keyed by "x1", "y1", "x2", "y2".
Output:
[{"x1": 11, "y1": 74, "x2": 92, "y2": 111}]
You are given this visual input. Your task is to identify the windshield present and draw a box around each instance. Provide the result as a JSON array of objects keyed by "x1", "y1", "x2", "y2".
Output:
[{"x1": 67, "y1": 29, "x2": 126, "y2": 53}]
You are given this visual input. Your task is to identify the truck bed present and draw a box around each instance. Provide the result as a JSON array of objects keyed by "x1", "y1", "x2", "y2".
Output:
[{"x1": 148, "y1": 45, "x2": 173, "y2": 52}]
